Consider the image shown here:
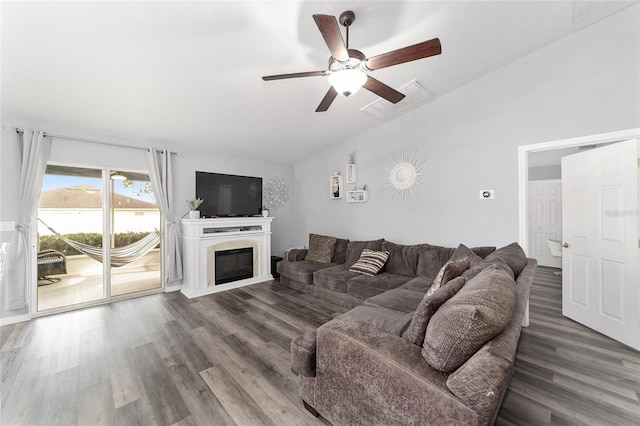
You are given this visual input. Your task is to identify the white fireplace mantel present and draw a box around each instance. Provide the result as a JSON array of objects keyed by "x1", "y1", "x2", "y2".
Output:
[{"x1": 181, "y1": 217, "x2": 274, "y2": 299}]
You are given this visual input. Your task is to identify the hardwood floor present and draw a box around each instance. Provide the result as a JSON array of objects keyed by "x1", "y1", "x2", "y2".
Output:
[
  {"x1": 1, "y1": 267, "x2": 638, "y2": 425},
  {"x1": 496, "y1": 267, "x2": 640, "y2": 425}
]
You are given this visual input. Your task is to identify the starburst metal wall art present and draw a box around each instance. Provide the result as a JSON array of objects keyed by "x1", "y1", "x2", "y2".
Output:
[
  {"x1": 383, "y1": 151, "x2": 427, "y2": 201},
  {"x1": 263, "y1": 176, "x2": 289, "y2": 209}
]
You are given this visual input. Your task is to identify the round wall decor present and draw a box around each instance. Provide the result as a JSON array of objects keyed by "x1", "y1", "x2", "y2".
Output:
[
  {"x1": 263, "y1": 176, "x2": 289, "y2": 209},
  {"x1": 384, "y1": 152, "x2": 426, "y2": 200}
]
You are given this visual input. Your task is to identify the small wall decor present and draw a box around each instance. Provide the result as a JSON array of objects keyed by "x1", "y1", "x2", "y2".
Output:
[
  {"x1": 263, "y1": 176, "x2": 289, "y2": 209},
  {"x1": 346, "y1": 151, "x2": 357, "y2": 183},
  {"x1": 384, "y1": 151, "x2": 426, "y2": 201},
  {"x1": 330, "y1": 173, "x2": 343, "y2": 199},
  {"x1": 347, "y1": 184, "x2": 367, "y2": 203}
]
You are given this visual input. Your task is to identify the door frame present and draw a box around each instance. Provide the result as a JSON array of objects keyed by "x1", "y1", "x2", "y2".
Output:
[
  {"x1": 30, "y1": 163, "x2": 165, "y2": 318},
  {"x1": 518, "y1": 128, "x2": 639, "y2": 255}
]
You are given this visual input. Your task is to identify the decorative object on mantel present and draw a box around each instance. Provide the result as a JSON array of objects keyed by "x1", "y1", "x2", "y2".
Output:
[
  {"x1": 384, "y1": 151, "x2": 426, "y2": 201},
  {"x1": 263, "y1": 176, "x2": 289, "y2": 210},
  {"x1": 187, "y1": 198, "x2": 204, "y2": 219},
  {"x1": 261, "y1": 205, "x2": 269, "y2": 217},
  {"x1": 346, "y1": 151, "x2": 357, "y2": 184},
  {"x1": 330, "y1": 172, "x2": 343, "y2": 199}
]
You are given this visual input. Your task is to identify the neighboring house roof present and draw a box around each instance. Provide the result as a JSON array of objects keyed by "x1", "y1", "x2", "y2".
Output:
[{"x1": 38, "y1": 185, "x2": 157, "y2": 209}]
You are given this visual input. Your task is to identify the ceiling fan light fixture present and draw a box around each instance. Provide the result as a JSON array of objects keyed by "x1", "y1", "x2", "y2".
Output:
[
  {"x1": 110, "y1": 171, "x2": 126, "y2": 180},
  {"x1": 328, "y1": 69, "x2": 367, "y2": 97}
]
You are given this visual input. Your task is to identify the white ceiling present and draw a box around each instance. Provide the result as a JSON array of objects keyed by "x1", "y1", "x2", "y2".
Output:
[{"x1": 2, "y1": 1, "x2": 636, "y2": 163}]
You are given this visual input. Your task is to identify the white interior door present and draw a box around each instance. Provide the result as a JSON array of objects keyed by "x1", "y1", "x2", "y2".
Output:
[
  {"x1": 528, "y1": 180, "x2": 562, "y2": 268},
  {"x1": 561, "y1": 139, "x2": 639, "y2": 350}
]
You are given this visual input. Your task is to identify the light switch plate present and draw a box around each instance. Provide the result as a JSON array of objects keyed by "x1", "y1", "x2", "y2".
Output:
[
  {"x1": 479, "y1": 190, "x2": 495, "y2": 199},
  {"x1": 0, "y1": 221, "x2": 15, "y2": 232}
]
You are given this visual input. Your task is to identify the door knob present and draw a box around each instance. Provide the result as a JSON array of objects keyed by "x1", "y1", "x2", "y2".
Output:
[{"x1": 561, "y1": 242, "x2": 569, "y2": 248}]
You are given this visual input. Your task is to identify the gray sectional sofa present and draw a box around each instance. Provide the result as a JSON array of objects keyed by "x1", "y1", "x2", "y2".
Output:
[{"x1": 277, "y1": 236, "x2": 536, "y2": 425}]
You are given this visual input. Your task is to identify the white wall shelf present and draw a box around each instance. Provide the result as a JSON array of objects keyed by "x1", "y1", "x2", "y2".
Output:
[{"x1": 346, "y1": 190, "x2": 368, "y2": 203}]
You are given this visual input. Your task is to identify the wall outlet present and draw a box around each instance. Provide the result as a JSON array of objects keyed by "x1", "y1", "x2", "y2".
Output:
[
  {"x1": 479, "y1": 190, "x2": 495, "y2": 199},
  {"x1": 0, "y1": 221, "x2": 15, "y2": 232}
]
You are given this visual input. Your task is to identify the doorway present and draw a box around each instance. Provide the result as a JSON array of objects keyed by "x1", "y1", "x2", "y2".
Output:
[
  {"x1": 35, "y1": 164, "x2": 162, "y2": 313},
  {"x1": 518, "y1": 128, "x2": 640, "y2": 348}
]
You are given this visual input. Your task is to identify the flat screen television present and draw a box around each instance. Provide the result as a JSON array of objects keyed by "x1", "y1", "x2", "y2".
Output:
[{"x1": 195, "y1": 171, "x2": 262, "y2": 218}]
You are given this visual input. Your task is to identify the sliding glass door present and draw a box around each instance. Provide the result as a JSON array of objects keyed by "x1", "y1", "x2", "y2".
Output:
[{"x1": 36, "y1": 164, "x2": 161, "y2": 313}]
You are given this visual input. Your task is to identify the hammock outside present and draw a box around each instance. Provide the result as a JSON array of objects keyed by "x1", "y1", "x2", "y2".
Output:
[{"x1": 38, "y1": 219, "x2": 160, "y2": 268}]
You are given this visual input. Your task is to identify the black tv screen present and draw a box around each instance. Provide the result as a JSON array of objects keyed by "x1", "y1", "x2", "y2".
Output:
[{"x1": 196, "y1": 171, "x2": 262, "y2": 217}]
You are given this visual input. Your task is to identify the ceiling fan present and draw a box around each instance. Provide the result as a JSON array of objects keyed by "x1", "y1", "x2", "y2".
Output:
[{"x1": 262, "y1": 10, "x2": 441, "y2": 112}]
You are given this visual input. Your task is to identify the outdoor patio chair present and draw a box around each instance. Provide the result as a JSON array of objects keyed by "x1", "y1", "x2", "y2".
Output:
[{"x1": 37, "y1": 249, "x2": 67, "y2": 284}]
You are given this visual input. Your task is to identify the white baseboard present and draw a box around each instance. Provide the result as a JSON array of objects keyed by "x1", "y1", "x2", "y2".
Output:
[
  {"x1": 165, "y1": 284, "x2": 182, "y2": 293},
  {"x1": 0, "y1": 313, "x2": 31, "y2": 326}
]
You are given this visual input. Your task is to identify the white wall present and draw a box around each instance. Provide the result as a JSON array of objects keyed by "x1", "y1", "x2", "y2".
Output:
[
  {"x1": 292, "y1": 5, "x2": 640, "y2": 248},
  {"x1": 0, "y1": 126, "x2": 296, "y2": 318}
]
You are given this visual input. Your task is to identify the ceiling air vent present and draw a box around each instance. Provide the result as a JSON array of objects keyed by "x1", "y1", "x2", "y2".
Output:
[
  {"x1": 578, "y1": 144, "x2": 598, "y2": 150},
  {"x1": 361, "y1": 79, "x2": 433, "y2": 120}
]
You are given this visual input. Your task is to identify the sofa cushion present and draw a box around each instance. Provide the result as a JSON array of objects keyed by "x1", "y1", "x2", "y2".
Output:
[
  {"x1": 381, "y1": 241, "x2": 425, "y2": 277},
  {"x1": 278, "y1": 260, "x2": 336, "y2": 285},
  {"x1": 331, "y1": 238, "x2": 349, "y2": 264},
  {"x1": 416, "y1": 245, "x2": 456, "y2": 280},
  {"x1": 313, "y1": 264, "x2": 359, "y2": 293},
  {"x1": 484, "y1": 242, "x2": 528, "y2": 277},
  {"x1": 345, "y1": 239, "x2": 384, "y2": 265},
  {"x1": 400, "y1": 276, "x2": 433, "y2": 292},
  {"x1": 305, "y1": 234, "x2": 338, "y2": 263},
  {"x1": 471, "y1": 246, "x2": 497, "y2": 259},
  {"x1": 349, "y1": 249, "x2": 390, "y2": 276},
  {"x1": 347, "y1": 273, "x2": 412, "y2": 300},
  {"x1": 464, "y1": 258, "x2": 515, "y2": 281},
  {"x1": 405, "y1": 276, "x2": 467, "y2": 346},
  {"x1": 364, "y1": 288, "x2": 426, "y2": 314},
  {"x1": 343, "y1": 305, "x2": 408, "y2": 335},
  {"x1": 426, "y1": 257, "x2": 470, "y2": 297},
  {"x1": 422, "y1": 267, "x2": 517, "y2": 372}
]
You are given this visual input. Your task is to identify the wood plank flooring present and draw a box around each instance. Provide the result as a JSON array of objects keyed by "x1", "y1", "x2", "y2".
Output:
[
  {"x1": 496, "y1": 267, "x2": 640, "y2": 425},
  {"x1": 1, "y1": 267, "x2": 639, "y2": 425}
]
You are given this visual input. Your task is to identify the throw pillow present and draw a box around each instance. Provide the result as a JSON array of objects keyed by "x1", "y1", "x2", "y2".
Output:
[
  {"x1": 405, "y1": 276, "x2": 467, "y2": 346},
  {"x1": 304, "y1": 234, "x2": 337, "y2": 263},
  {"x1": 349, "y1": 249, "x2": 390, "y2": 276},
  {"x1": 484, "y1": 242, "x2": 528, "y2": 277},
  {"x1": 449, "y1": 244, "x2": 484, "y2": 266},
  {"x1": 425, "y1": 257, "x2": 470, "y2": 297},
  {"x1": 422, "y1": 267, "x2": 517, "y2": 373}
]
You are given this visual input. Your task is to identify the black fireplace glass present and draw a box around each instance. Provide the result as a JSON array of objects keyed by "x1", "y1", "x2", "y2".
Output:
[{"x1": 215, "y1": 247, "x2": 253, "y2": 285}]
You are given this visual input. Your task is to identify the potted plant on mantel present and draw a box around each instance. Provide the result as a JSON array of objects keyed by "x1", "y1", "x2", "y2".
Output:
[
  {"x1": 187, "y1": 198, "x2": 204, "y2": 219},
  {"x1": 261, "y1": 205, "x2": 269, "y2": 217}
]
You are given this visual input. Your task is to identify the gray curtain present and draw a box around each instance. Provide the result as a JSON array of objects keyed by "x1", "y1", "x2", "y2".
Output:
[
  {"x1": 145, "y1": 148, "x2": 183, "y2": 285},
  {"x1": 1, "y1": 129, "x2": 51, "y2": 311}
]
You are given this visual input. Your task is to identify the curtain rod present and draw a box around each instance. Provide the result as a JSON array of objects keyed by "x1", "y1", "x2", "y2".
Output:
[{"x1": 15, "y1": 128, "x2": 182, "y2": 156}]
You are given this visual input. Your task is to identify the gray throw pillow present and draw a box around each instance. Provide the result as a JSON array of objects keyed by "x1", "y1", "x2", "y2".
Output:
[
  {"x1": 405, "y1": 276, "x2": 467, "y2": 346},
  {"x1": 484, "y1": 242, "x2": 527, "y2": 277},
  {"x1": 422, "y1": 266, "x2": 517, "y2": 372},
  {"x1": 349, "y1": 249, "x2": 390, "y2": 276},
  {"x1": 426, "y1": 257, "x2": 470, "y2": 297},
  {"x1": 304, "y1": 234, "x2": 337, "y2": 263}
]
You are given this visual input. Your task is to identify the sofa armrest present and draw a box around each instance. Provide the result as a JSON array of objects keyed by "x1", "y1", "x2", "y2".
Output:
[
  {"x1": 287, "y1": 249, "x2": 308, "y2": 261},
  {"x1": 291, "y1": 330, "x2": 317, "y2": 377},
  {"x1": 312, "y1": 316, "x2": 480, "y2": 425}
]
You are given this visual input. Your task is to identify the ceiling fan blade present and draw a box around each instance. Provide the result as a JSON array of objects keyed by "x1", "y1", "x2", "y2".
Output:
[
  {"x1": 262, "y1": 71, "x2": 327, "y2": 81},
  {"x1": 316, "y1": 87, "x2": 338, "y2": 112},
  {"x1": 365, "y1": 38, "x2": 441, "y2": 71},
  {"x1": 363, "y1": 76, "x2": 405, "y2": 104},
  {"x1": 312, "y1": 14, "x2": 349, "y2": 61}
]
